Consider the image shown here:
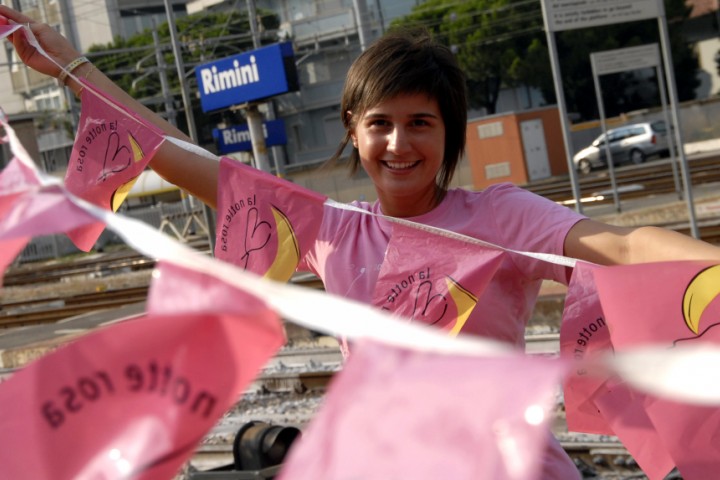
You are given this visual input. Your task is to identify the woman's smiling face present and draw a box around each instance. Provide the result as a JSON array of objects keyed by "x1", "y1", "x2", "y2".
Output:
[{"x1": 350, "y1": 93, "x2": 446, "y2": 217}]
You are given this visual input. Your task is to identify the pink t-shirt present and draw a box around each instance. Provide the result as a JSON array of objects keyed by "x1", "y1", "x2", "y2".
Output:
[
  {"x1": 300, "y1": 183, "x2": 585, "y2": 348},
  {"x1": 299, "y1": 183, "x2": 586, "y2": 480}
]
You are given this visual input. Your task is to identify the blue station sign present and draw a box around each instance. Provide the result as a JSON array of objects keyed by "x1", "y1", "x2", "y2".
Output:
[
  {"x1": 196, "y1": 42, "x2": 299, "y2": 112},
  {"x1": 213, "y1": 119, "x2": 288, "y2": 154}
]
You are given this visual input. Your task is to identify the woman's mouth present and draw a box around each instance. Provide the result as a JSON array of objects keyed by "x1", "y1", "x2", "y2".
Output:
[{"x1": 382, "y1": 160, "x2": 420, "y2": 170}]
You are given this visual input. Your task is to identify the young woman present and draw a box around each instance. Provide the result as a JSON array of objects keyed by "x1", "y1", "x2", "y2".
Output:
[{"x1": 2, "y1": 6, "x2": 720, "y2": 478}]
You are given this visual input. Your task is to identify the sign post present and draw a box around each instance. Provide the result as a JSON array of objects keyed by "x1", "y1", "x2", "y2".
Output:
[
  {"x1": 590, "y1": 44, "x2": 682, "y2": 212},
  {"x1": 540, "y1": 0, "x2": 699, "y2": 238}
]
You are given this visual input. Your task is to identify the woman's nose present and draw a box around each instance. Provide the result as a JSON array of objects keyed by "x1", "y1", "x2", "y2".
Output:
[{"x1": 387, "y1": 127, "x2": 411, "y2": 154}]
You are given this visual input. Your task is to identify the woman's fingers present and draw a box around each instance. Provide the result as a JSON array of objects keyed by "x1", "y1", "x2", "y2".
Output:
[
  {"x1": 0, "y1": 5, "x2": 79, "y2": 78},
  {"x1": 0, "y1": 5, "x2": 33, "y2": 25}
]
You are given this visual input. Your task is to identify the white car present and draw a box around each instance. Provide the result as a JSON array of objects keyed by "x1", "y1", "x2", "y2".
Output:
[{"x1": 573, "y1": 121, "x2": 671, "y2": 175}]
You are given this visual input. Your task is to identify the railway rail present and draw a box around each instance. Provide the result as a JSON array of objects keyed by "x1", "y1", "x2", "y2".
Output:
[
  {"x1": 2, "y1": 237, "x2": 210, "y2": 288},
  {"x1": 188, "y1": 439, "x2": 646, "y2": 479},
  {"x1": 524, "y1": 154, "x2": 720, "y2": 204}
]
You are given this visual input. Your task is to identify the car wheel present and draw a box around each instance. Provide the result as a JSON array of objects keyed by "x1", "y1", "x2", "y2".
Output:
[
  {"x1": 630, "y1": 149, "x2": 645, "y2": 164},
  {"x1": 578, "y1": 159, "x2": 591, "y2": 175}
]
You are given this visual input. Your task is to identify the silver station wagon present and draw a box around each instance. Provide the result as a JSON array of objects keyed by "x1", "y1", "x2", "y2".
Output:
[{"x1": 573, "y1": 121, "x2": 671, "y2": 175}]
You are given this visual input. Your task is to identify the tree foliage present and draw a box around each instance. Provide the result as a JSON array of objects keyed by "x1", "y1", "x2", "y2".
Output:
[
  {"x1": 391, "y1": 0, "x2": 545, "y2": 115},
  {"x1": 392, "y1": 0, "x2": 700, "y2": 120}
]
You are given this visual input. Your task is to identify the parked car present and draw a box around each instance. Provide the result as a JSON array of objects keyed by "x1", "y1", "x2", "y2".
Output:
[{"x1": 572, "y1": 121, "x2": 671, "y2": 174}]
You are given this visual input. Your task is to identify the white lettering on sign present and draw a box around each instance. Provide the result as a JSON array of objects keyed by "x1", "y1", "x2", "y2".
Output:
[
  {"x1": 222, "y1": 125, "x2": 269, "y2": 145},
  {"x1": 200, "y1": 56, "x2": 260, "y2": 95},
  {"x1": 542, "y1": 0, "x2": 662, "y2": 32}
]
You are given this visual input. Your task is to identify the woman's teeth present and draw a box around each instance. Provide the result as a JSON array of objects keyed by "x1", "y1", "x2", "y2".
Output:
[{"x1": 384, "y1": 161, "x2": 418, "y2": 170}]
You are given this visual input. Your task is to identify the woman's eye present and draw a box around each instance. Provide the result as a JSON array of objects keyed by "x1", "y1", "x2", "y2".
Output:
[{"x1": 369, "y1": 119, "x2": 390, "y2": 128}]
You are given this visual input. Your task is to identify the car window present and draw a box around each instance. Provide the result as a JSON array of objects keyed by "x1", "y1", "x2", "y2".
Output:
[
  {"x1": 629, "y1": 126, "x2": 645, "y2": 136},
  {"x1": 651, "y1": 121, "x2": 667, "y2": 133},
  {"x1": 608, "y1": 130, "x2": 624, "y2": 142}
]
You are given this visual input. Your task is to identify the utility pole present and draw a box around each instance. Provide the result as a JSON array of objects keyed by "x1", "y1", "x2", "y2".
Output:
[
  {"x1": 245, "y1": 0, "x2": 283, "y2": 175},
  {"x1": 163, "y1": 0, "x2": 216, "y2": 251},
  {"x1": 163, "y1": 0, "x2": 198, "y2": 143},
  {"x1": 152, "y1": 20, "x2": 177, "y2": 127},
  {"x1": 352, "y1": 0, "x2": 372, "y2": 50}
]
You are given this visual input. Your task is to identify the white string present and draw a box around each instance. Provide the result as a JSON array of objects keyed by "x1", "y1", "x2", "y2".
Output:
[{"x1": 6, "y1": 25, "x2": 720, "y2": 406}]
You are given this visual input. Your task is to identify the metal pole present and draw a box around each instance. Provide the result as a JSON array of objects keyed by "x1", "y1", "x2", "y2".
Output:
[
  {"x1": 541, "y1": 27, "x2": 584, "y2": 213},
  {"x1": 657, "y1": 16, "x2": 700, "y2": 238},
  {"x1": 245, "y1": 0, "x2": 275, "y2": 174},
  {"x1": 163, "y1": 0, "x2": 216, "y2": 250},
  {"x1": 655, "y1": 62, "x2": 682, "y2": 199},
  {"x1": 152, "y1": 21, "x2": 177, "y2": 127},
  {"x1": 590, "y1": 61, "x2": 621, "y2": 212},
  {"x1": 352, "y1": 0, "x2": 372, "y2": 51},
  {"x1": 247, "y1": 104, "x2": 272, "y2": 172},
  {"x1": 163, "y1": 0, "x2": 198, "y2": 142}
]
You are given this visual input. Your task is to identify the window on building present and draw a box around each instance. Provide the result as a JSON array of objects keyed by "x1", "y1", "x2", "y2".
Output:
[
  {"x1": 18, "y1": 0, "x2": 39, "y2": 10},
  {"x1": 41, "y1": 145, "x2": 72, "y2": 174},
  {"x1": 292, "y1": 124, "x2": 305, "y2": 151},
  {"x1": 33, "y1": 86, "x2": 63, "y2": 112}
]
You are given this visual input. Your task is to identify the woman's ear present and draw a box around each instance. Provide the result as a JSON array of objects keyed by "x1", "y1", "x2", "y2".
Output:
[{"x1": 346, "y1": 111, "x2": 358, "y2": 148}]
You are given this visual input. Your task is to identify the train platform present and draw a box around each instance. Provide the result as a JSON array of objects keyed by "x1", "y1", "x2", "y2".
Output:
[{"x1": 1, "y1": 171, "x2": 720, "y2": 375}]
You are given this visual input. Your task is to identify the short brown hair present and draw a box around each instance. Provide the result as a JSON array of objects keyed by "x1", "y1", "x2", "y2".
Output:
[{"x1": 330, "y1": 27, "x2": 468, "y2": 192}]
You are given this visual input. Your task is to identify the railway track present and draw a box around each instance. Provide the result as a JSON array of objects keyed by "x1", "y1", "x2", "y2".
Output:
[
  {"x1": 524, "y1": 154, "x2": 720, "y2": 204},
  {"x1": 188, "y1": 439, "x2": 645, "y2": 479},
  {"x1": 0, "y1": 287, "x2": 148, "y2": 328},
  {"x1": 3, "y1": 237, "x2": 210, "y2": 288}
]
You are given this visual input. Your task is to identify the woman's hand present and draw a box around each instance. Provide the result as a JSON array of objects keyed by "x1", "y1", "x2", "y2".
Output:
[{"x1": 0, "y1": 5, "x2": 81, "y2": 79}]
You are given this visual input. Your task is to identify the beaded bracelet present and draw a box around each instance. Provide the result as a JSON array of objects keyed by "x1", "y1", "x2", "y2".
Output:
[{"x1": 57, "y1": 56, "x2": 89, "y2": 86}]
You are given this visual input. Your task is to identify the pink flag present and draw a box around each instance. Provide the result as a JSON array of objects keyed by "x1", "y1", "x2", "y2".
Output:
[
  {"x1": 594, "y1": 261, "x2": 720, "y2": 480},
  {"x1": 0, "y1": 160, "x2": 102, "y2": 283},
  {"x1": 560, "y1": 261, "x2": 614, "y2": 434},
  {"x1": 215, "y1": 156, "x2": 327, "y2": 281},
  {"x1": 278, "y1": 339, "x2": 566, "y2": 480},
  {"x1": 560, "y1": 261, "x2": 676, "y2": 480},
  {"x1": 0, "y1": 153, "x2": 41, "y2": 278},
  {"x1": 0, "y1": 260, "x2": 285, "y2": 479},
  {"x1": 64, "y1": 81, "x2": 165, "y2": 251},
  {"x1": 0, "y1": 23, "x2": 23, "y2": 38},
  {"x1": 372, "y1": 223, "x2": 504, "y2": 335}
]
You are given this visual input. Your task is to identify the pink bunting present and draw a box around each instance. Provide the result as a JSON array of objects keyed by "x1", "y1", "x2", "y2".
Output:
[
  {"x1": 560, "y1": 261, "x2": 676, "y2": 479},
  {"x1": 0, "y1": 159, "x2": 102, "y2": 284},
  {"x1": 215, "y1": 156, "x2": 327, "y2": 281},
  {"x1": 560, "y1": 261, "x2": 614, "y2": 434},
  {"x1": 0, "y1": 23, "x2": 22, "y2": 36},
  {"x1": 372, "y1": 223, "x2": 504, "y2": 335},
  {"x1": 594, "y1": 261, "x2": 720, "y2": 480},
  {"x1": 279, "y1": 340, "x2": 567, "y2": 480},
  {"x1": 64, "y1": 81, "x2": 165, "y2": 251},
  {"x1": 0, "y1": 260, "x2": 285, "y2": 479}
]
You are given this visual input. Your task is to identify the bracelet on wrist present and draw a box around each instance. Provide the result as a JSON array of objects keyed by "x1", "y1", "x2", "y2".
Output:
[{"x1": 57, "y1": 56, "x2": 90, "y2": 86}]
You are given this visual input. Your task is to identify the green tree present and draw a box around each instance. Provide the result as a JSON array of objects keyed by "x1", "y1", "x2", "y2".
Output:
[
  {"x1": 86, "y1": 9, "x2": 280, "y2": 145},
  {"x1": 392, "y1": 0, "x2": 545, "y2": 114},
  {"x1": 392, "y1": 0, "x2": 700, "y2": 120}
]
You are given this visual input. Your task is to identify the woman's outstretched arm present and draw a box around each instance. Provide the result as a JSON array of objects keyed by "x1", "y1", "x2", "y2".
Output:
[{"x1": 565, "y1": 218, "x2": 720, "y2": 265}]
